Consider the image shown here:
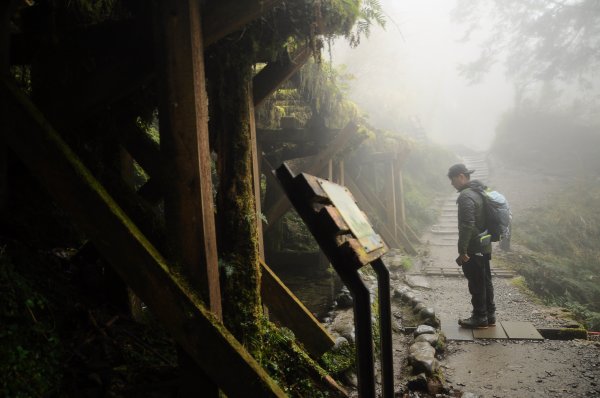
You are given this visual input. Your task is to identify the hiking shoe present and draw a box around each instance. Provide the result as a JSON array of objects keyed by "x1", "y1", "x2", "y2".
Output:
[
  {"x1": 487, "y1": 314, "x2": 496, "y2": 326},
  {"x1": 458, "y1": 316, "x2": 488, "y2": 329}
]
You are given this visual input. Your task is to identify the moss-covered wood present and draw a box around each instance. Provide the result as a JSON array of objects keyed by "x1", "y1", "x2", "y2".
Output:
[
  {"x1": 1, "y1": 78, "x2": 286, "y2": 398},
  {"x1": 209, "y1": 43, "x2": 263, "y2": 346}
]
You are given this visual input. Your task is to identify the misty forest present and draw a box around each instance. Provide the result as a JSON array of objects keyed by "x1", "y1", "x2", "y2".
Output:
[{"x1": 0, "y1": 0, "x2": 599, "y2": 397}]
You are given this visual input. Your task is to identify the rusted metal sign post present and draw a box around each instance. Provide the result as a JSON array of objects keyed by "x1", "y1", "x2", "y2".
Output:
[{"x1": 276, "y1": 163, "x2": 394, "y2": 398}]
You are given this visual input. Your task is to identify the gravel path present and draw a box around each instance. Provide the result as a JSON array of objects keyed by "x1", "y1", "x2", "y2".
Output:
[{"x1": 412, "y1": 155, "x2": 600, "y2": 397}]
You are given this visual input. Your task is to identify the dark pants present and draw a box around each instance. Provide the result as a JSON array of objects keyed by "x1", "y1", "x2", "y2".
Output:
[{"x1": 462, "y1": 254, "x2": 496, "y2": 318}]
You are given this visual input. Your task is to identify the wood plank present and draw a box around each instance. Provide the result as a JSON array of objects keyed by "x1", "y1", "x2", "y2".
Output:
[
  {"x1": 264, "y1": 122, "x2": 358, "y2": 230},
  {"x1": 440, "y1": 318, "x2": 474, "y2": 341},
  {"x1": 249, "y1": 91, "x2": 265, "y2": 261},
  {"x1": 260, "y1": 260, "x2": 335, "y2": 357},
  {"x1": 1, "y1": 78, "x2": 286, "y2": 398},
  {"x1": 203, "y1": 0, "x2": 281, "y2": 47},
  {"x1": 253, "y1": 46, "x2": 311, "y2": 107},
  {"x1": 500, "y1": 321, "x2": 544, "y2": 340},
  {"x1": 156, "y1": 0, "x2": 221, "y2": 317}
]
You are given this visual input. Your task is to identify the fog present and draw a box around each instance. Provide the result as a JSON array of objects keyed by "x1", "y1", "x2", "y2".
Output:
[{"x1": 331, "y1": 0, "x2": 514, "y2": 150}]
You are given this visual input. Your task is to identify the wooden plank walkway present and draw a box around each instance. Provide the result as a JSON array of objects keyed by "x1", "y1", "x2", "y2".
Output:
[
  {"x1": 441, "y1": 320, "x2": 544, "y2": 341},
  {"x1": 423, "y1": 267, "x2": 516, "y2": 278}
]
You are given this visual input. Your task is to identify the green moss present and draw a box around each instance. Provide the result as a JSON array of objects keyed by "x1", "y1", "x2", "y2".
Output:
[
  {"x1": 320, "y1": 341, "x2": 356, "y2": 375},
  {"x1": 0, "y1": 251, "x2": 63, "y2": 398}
]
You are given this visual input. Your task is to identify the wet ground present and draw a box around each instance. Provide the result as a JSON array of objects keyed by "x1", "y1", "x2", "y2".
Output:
[{"x1": 412, "y1": 155, "x2": 600, "y2": 397}]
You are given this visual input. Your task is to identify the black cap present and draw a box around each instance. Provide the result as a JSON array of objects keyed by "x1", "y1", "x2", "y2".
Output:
[{"x1": 447, "y1": 163, "x2": 474, "y2": 178}]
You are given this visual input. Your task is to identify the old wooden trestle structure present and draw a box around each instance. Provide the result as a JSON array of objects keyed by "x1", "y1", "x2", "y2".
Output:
[{"x1": 0, "y1": 1, "x2": 419, "y2": 395}]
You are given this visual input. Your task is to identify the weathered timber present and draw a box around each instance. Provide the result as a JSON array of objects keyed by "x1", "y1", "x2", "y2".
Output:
[
  {"x1": 264, "y1": 122, "x2": 358, "y2": 231},
  {"x1": 343, "y1": 175, "x2": 403, "y2": 250},
  {"x1": 1, "y1": 78, "x2": 286, "y2": 398},
  {"x1": 260, "y1": 260, "x2": 335, "y2": 357},
  {"x1": 203, "y1": 0, "x2": 281, "y2": 47},
  {"x1": 0, "y1": 2, "x2": 9, "y2": 215},
  {"x1": 119, "y1": 121, "x2": 162, "y2": 180},
  {"x1": 156, "y1": 0, "x2": 221, "y2": 318},
  {"x1": 348, "y1": 173, "x2": 417, "y2": 255},
  {"x1": 249, "y1": 91, "x2": 265, "y2": 260},
  {"x1": 253, "y1": 46, "x2": 311, "y2": 107}
]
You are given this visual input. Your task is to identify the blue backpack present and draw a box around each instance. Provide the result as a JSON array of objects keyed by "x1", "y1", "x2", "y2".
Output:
[{"x1": 479, "y1": 190, "x2": 512, "y2": 242}]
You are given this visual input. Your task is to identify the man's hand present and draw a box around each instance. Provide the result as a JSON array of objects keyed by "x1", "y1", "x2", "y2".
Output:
[{"x1": 456, "y1": 254, "x2": 470, "y2": 266}]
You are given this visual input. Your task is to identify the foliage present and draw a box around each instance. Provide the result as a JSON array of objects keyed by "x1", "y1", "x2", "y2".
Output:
[
  {"x1": 453, "y1": 0, "x2": 600, "y2": 85},
  {"x1": 320, "y1": 341, "x2": 356, "y2": 375},
  {"x1": 506, "y1": 182, "x2": 600, "y2": 329},
  {"x1": 453, "y1": 0, "x2": 600, "y2": 116},
  {"x1": 281, "y1": 210, "x2": 320, "y2": 252},
  {"x1": 344, "y1": 0, "x2": 387, "y2": 47},
  {"x1": 0, "y1": 249, "x2": 63, "y2": 398},
  {"x1": 255, "y1": 319, "x2": 337, "y2": 397}
]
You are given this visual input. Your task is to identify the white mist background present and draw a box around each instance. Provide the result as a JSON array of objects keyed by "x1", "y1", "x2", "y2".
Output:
[{"x1": 331, "y1": 0, "x2": 514, "y2": 151}]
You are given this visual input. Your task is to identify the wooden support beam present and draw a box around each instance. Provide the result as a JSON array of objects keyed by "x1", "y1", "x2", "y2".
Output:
[
  {"x1": 253, "y1": 46, "x2": 311, "y2": 107},
  {"x1": 120, "y1": 122, "x2": 162, "y2": 179},
  {"x1": 0, "y1": 2, "x2": 9, "y2": 216},
  {"x1": 203, "y1": 0, "x2": 281, "y2": 46},
  {"x1": 347, "y1": 173, "x2": 417, "y2": 255},
  {"x1": 264, "y1": 122, "x2": 358, "y2": 230},
  {"x1": 249, "y1": 91, "x2": 265, "y2": 261},
  {"x1": 260, "y1": 260, "x2": 335, "y2": 357},
  {"x1": 156, "y1": 0, "x2": 221, "y2": 318},
  {"x1": 1, "y1": 78, "x2": 286, "y2": 398}
]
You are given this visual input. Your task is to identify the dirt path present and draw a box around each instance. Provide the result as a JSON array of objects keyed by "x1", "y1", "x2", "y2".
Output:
[{"x1": 413, "y1": 154, "x2": 600, "y2": 397}]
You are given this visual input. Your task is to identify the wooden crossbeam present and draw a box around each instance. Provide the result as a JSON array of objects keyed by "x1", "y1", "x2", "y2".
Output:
[
  {"x1": 253, "y1": 46, "x2": 311, "y2": 107},
  {"x1": 260, "y1": 260, "x2": 334, "y2": 357},
  {"x1": 203, "y1": 0, "x2": 282, "y2": 46},
  {"x1": 1, "y1": 78, "x2": 286, "y2": 398},
  {"x1": 264, "y1": 122, "x2": 359, "y2": 230}
]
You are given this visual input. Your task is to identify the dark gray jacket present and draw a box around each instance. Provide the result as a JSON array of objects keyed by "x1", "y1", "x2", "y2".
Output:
[{"x1": 456, "y1": 180, "x2": 492, "y2": 255}]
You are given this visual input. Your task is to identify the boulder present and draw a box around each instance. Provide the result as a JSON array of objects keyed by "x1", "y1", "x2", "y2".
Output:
[
  {"x1": 408, "y1": 342, "x2": 439, "y2": 375},
  {"x1": 413, "y1": 324, "x2": 436, "y2": 337}
]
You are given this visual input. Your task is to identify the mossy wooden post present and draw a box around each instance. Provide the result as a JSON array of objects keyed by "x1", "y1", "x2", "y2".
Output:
[
  {"x1": 155, "y1": 0, "x2": 221, "y2": 395},
  {"x1": 0, "y1": 1, "x2": 10, "y2": 216},
  {"x1": 249, "y1": 92, "x2": 265, "y2": 261},
  {"x1": 211, "y1": 47, "x2": 262, "y2": 346}
]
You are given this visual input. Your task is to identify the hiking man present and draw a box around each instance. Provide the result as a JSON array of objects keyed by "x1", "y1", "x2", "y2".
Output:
[{"x1": 447, "y1": 163, "x2": 496, "y2": 329}]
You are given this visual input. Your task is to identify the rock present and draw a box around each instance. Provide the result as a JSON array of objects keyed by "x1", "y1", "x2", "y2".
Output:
[
  {"x1": 335, "y1": 291, "x2": 353, "y2": 309},
  {"x1": 403, "y1": 292, "x2": 416, "y2": 304},
  {"x1": 414, "y1": 333, "x2": 439, "y2": 346},
  {"x1": 405, "y1": 275, "x2": 431, "y2": 289},
  {"x1": 333, "y1": 336, "x2": 348, "y2": 350},
  {"x1": 461, "y1": 393, "x2": 480, "y2": 398},
  {"x1": 418, "y1": 307, "x2": 436, "y2": 320},
  {"x1": 409, "y1": 342, "x2": 439, "y2": 375},
  {"x1": 393, "y1": 285, "x2": 411, "y2": 299},
  {"x1": 407, "y1": 373, "x2": 428, "y2": 391},
  {"x1": 412, "y1": 302, "x2": 426, "y2": 314},
  {"x1": 343, "y1": 370, "x2": 358, "y2": 387},
  {"x1": 414, "y1": 325, "x2": 436, "y2": 337}
]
